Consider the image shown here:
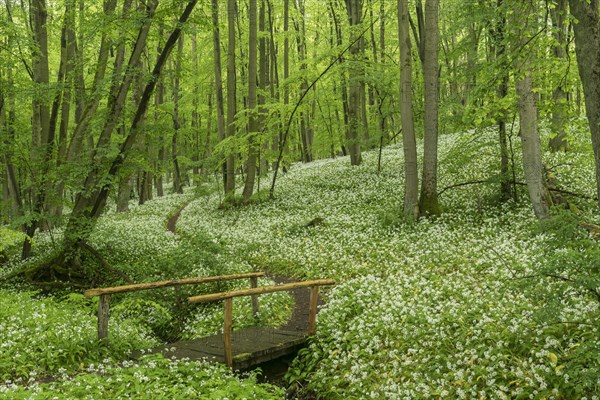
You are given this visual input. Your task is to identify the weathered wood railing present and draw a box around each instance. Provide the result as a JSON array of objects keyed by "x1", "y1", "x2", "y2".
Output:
[
  {"x1": 84, "y1": 272, "x2": 265, "y2": 340},
  {"x1": 188, "y1": 279, "x2": 336, "y2": 367}
]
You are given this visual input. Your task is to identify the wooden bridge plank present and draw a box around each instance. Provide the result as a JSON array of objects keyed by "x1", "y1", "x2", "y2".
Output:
[{"x1": 135, "y1": 327, "x2": 307, "y2": 369}]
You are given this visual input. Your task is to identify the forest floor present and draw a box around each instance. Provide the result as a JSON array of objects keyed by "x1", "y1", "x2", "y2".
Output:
[
  {"x1": 167, "y1": 199, "x2": 316, "y2": 335},
  {"x1": 1, "y1": 127, "x2": 599, "y2": 399},
  {"x1": 166, "y1": 197, "x2": 318, "y2": 388}
]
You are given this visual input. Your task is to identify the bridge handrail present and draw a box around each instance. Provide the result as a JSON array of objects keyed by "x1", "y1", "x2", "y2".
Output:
[
  {"x1": 84, "y1": 272, "x2": 265, "y2": 297},
  {"x1": 188, "y1": 278, "x2": 336, "y2": 368},
  {"x1": 188, "y1": 279, "x2": 336, "y2": 303},
  {"x1": 85, "y1": 272, "x2": 265, "y2": 341}
]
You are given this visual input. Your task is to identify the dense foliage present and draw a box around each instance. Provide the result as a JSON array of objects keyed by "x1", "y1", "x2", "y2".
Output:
[{"x1": 2, "y1": 123, "x2": 598, "y2": 398}]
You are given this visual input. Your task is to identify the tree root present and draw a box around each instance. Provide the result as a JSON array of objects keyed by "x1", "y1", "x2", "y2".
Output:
[
  {"x1": 77, "y1": 241, "x2": 133, "y2": 284},
  {"x1": 580, "y1": 222, "x2": 600, "y2": 241},
  {"x1": 8, "y1": 242, "x2": 132, "y2": 288}
]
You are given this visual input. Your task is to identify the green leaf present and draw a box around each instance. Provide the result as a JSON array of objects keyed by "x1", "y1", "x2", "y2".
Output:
[{"x1": 548, "y1": 352, "x2": 558, "y2": 366}]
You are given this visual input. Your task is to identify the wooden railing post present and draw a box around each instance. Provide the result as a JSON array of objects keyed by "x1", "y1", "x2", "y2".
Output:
[
  {"x1": 98, "y1": 294, "x2": 111, "y2": 341},
  {"x1": 308, "y1": 286, "x2": 320, "y2": 335},
  {"x1": 250, "y1": 276, "x2": 259, "y2": 317},
  {"x1": 223, "y1": 298, "x2": 233, "y2": 368}
]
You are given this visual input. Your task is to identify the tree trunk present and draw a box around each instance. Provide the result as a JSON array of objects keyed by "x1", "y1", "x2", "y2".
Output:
[
  {"x1": 191, "y1": 31, "x2": 201, "y2": 179},
  {"x1": 513, "y1": 3, "x2": 550, "y2": 220},
  {"x1": 116, "y1": 176, "x2": 132, "y2": 212},
  {"x1": 294, "y1": 0, "x2": 312, "y2": 163},
  {"x1": 329, "y1": 1, "x2": 351, "y2": 159},
  {"x1": 204, "y1": 91, "x2": 212, "y2": 163},
  {"x1": 377, "y1": 0, "x2": 388, "y2": 153},
  {"x1": 242, "y1": 0, "x2": 259, "y2": 202},
  {"x1": 345, "y1": 0, "x2": 363, "y2": 166},
  {"x1": 267, "y1": 0, "x2": 281, "y2": 170},
  {"x1": 493, "y1": 0, "x2": 512, "y2": 201},
  {"x1": 211, "y1": 0, "x2": 228, "y2": 189},
  {"x1": 281, "y1": 0, "x2": 291, "y2": 171},
  {"x1": 155, "y1": 30, "x2": 165, "y2": 198},
  {"x1": 23, "y1": 0, "x2": 52, "y2": 258},
  {"x1": 53, "y1": 0, "x2": 78, "y2": 221},
  {"x1": 259, "y1": 0, "x2": 269, "y2": 175},
  {"x1": 398, "y1": 0, "x2": 419, "y2": 219},
  {"x1": 225, "y1": 0, "x2": 237, "y2": 197},
  {"x1": 2, "y1": 28, "x2": 23, "y2": 224},
  {"x1": 66, "y1": 0, "x2": 118, "y2": 162},
  {"x1": 172, "y1": 31, "x2": 184, "y2": 195},
  {"x1": 418, "y1": 0, "x2": 440, "y2": 216},
  {"x1": 569, "y1": 0, "x2": 600, "y2": 208},
  {"x1": 549, "y1": 0, "x2": 570, "y2": 152},
  {"x1": 55, "y1": 0, "x2": 198, "y2": 281}
]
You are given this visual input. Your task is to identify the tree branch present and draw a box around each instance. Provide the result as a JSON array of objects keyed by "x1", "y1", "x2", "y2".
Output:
[{"x1": 270, "y1": 16, "x2": 379, "y2": 199}]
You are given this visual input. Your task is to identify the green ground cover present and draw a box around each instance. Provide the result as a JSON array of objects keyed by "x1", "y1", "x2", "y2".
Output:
[{"x1": 1, "y1": 125, "x2": 599, "y2": 398}]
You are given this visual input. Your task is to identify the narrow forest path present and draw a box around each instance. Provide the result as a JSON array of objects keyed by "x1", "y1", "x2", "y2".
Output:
[
  {"x1": 164, "y1": 199, "x2": 322, "y2": 385},
  {"x1": 166, "y1": 201, "x2": 192, "y2": 234},
  {"x1": 164, "y1": 199, "x2": 318, "y2": 332}
]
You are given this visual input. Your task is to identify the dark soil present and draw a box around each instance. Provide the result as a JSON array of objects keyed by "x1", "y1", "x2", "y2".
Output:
[
  {"x1": 270, "y1": 275, "x2": 324, "y2": 333},
  {"x1": 166, "y1": 203, "x2": 188, "y2": 233}
]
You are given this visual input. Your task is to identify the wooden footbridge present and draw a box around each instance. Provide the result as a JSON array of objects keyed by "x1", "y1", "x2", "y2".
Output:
[{"x1": 84, "y1": 272, "x2": 335, "y2": 369}]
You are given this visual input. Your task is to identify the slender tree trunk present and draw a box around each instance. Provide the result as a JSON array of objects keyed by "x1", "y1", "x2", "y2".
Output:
[
  {"x1": 398, "y1": 0, "x2": 419, "y2": 219},
  {"x1": 133, "y1": 54, "x2": 153, "y2": 206},
  {"x1": 242, "y1": 0, "x2": 259, "y2": 202},
  {"x1": 74, "y1": 0, "x2": 86, "y2": 123},
  {"x1": 464, "y1": 16, "x2": 481, "y2": 107},
  {"x1": 67, "y1": 0, "x2": 118, "y2": 161},
  {"x1": 53, "y1": 0, "x2": 78, "y2": 221},
  {"x1": 410, "y1": 0, "x2": 426, "y2": 66},
  {"x1": 294, "y1": 0, "x2": 312, "y2": 163},
  {"x1": 116, "y1": 176, "x2": 132, "y2": 212},
  {"x1": 569, "y1": 0, "x2": 600, "y2": 208},
  {"x1": 155, "y1": 30, "x2": 165, "y2": 197},
  {"x1": 329, "y1": 2, "x2": 350, "y2": 158},
  {"x1": 23, "y1": 0, "x2": 52, "y2": 258},
  {"x1": 211, "y1": 0, "x2": 228, "y2": 189},
  {"x1": 58, "y1": 0, "x2": 198, "y2": 279},
  {"x1": 267, "y1": 0, "x2": 281, "y2": 170},
  {"x1": 225, "y1": 0, "x2": 237, "y2": 197},
  {"x1": 258, "y1": 0, "x2": 269, "y2": 174},
  {"x1": 493, "y1": 0, "x2": 512, "y2": 201},
  {"x1": 418, "y1": 0, "x2": 440, "y2": 216},
  {"x1": 191, "y1": 31, "x2": 201, "y2": 179},
  {"x1": 345, "y1": 0, "x2": 363, "y2": 166},
  {"x1": 549, "y1": 0, "x2": 570, "y2": 152},
  {"x1": 172, "y1": 31, "x2": 185, "y2": 194},
  {"x1": 1, "y1": 44, "x2": 22, "y2": 221},
  {"x1": 205, "y1": 91, "x2": 213, "y2": 163},
  {"x1": 377, "y1": 0, "x2": 388, "y2": 147},
  {"x1": 513, "y1": 3, "x2": 550, "y2": 219}
]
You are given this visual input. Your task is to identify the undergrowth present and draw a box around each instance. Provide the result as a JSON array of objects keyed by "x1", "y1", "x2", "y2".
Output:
[{"x1": 1, "y1": 125, "x2": 599, "y2": 398}]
